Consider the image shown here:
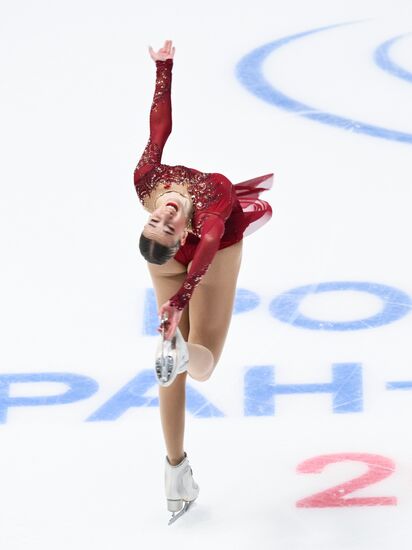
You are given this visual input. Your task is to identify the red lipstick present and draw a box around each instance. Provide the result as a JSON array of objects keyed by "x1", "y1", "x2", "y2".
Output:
[{"x1": 166, "y1": 202, "x2": 178, "y2": 211}]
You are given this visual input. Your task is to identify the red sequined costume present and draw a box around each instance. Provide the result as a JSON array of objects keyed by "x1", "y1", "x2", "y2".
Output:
[{"x1": 134, "y1": 58, "x2": 273, "y2": 311}]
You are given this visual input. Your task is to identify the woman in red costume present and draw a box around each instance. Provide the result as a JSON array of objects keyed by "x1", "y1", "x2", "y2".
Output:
[{"x1": 134, "y1": 40, "x2": 273, "y2": 523}]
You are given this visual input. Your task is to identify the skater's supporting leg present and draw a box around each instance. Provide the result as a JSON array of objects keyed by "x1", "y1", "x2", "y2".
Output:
[
  {"x1": 148, "y1": 258, "x2": 190, "y2": 465},
  {"x1": 187, "y1": 239, "x2": 243, "y2": 380},
  {"x1": 158, "y1": 371, "x2": 188, "y2": 465}
]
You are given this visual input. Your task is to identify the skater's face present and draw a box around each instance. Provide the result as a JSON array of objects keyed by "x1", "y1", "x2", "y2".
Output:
[{"x1": 143, "y1": 202, "x2": 188, "y2": 247}]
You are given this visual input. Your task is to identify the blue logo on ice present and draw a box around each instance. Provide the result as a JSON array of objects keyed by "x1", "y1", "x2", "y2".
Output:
[
  {"x1": 269, "y1": 281, "x2": 412, "y2": 330},
  {"x1": 236, "y1": 22, "x2": 412, "y2": 144}
]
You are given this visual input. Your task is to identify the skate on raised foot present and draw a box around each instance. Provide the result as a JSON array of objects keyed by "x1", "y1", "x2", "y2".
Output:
[
  {"x1": 155, "y1": 314, "x2": 189, "y2": 387},
  {"x1": 165, "y1": 452, "x2": 199, "y2": 525}
]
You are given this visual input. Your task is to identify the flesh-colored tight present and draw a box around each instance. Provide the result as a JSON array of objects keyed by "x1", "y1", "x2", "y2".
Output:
[{"x1": 147, "y1": 239, "x2": 243, "y2": 465}]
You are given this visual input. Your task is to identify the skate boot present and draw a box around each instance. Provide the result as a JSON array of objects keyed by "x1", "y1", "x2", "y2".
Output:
[
  {"x1": 165, "y1": 452, "x2": 199, "y2": 525},
  {"x1": 155, "y1": 315, "x2": 189, "y2": 387}
]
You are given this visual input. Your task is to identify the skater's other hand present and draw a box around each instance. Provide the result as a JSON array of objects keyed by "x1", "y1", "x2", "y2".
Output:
[
  {"x1": 148, "y1": 40, "x2": 175, "y2": 62},
  {"x1": 158, "y1": 300, "x2": 182, "y2": 340}
]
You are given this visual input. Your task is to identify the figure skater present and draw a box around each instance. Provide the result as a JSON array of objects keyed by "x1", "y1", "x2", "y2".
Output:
[{"x1": 133, "y1": 40, "x2": 273, "y2": 524}]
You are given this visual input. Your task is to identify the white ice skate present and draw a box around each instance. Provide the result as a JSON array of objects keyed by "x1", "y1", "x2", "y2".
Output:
[
  {"x1": 155, "y1": 314, "x2": 189, "y2": 387},
  {"x1": 165, "y1": 452, "x2": 199, "y2": 525}
]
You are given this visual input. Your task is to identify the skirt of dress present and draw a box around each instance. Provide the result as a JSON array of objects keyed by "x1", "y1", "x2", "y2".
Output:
[
  {"x1": 173, "y1": 172, "x2": 274, "y2": 266},
  {"x1": 233, "y1": 172, "x2": 274, "y2": 237}
]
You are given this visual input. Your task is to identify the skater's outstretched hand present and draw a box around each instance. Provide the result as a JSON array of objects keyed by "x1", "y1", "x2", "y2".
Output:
[
  {"x1": 158, "y1": 300, "x2": 183, "y2": 340},
  {"x1": 148, "y1": 40, "x2": 175, "y2": 62}
]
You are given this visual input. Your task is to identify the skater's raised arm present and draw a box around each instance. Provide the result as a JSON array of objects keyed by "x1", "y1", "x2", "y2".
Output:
[{"x1": 134, "y1": 40, "x2": 175, "y2": 184}]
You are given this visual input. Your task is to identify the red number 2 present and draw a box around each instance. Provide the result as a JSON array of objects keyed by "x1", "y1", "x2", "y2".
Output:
[{"x1": 296, "y1": 453, "x2": 397, "y2": 508}]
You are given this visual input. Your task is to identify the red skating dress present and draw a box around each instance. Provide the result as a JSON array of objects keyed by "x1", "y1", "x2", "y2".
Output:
[{"x1": 134, "y1": 58, "x2": 273, "y2": 311}]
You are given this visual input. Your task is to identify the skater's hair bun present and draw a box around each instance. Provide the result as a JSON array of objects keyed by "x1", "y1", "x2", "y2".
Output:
[{"x1": 139, "y1": 233, "x2": 180, "y2": 265}]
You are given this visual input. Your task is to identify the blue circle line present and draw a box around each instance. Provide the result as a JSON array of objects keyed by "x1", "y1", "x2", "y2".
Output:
[
  {"x1": 374, "y1": 33, "x2": 412, "y2": 84},
  {"x1": 236, "y1": 22, "x2": 412, "y2": 144}
]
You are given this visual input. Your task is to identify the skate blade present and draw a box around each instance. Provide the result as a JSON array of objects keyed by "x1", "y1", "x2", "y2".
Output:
[
  {"x1": 155, "y1": 355, "x2": 175, "y2": 385},
  {"x1": 168, "y1": 500, "x2": 193, "y2": 525},
  {"x1": 155, "y1": 330, "x2": 178, "y2": 387}
]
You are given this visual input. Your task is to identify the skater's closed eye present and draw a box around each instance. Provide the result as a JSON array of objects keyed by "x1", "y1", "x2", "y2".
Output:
[{"x1": 148, "y1": 218, "x2": 175, "y2": 235}]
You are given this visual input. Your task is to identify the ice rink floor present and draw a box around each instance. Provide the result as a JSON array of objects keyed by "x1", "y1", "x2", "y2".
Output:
[{"x1": 1, "y1": 0, "x2": 412, "y2": 548}]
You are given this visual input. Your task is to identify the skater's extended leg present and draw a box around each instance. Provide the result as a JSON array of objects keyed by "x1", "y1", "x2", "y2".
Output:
[
  {"x1": 185, "y1": 343, "x2": 214, "y2": 380},
  {"x1": 187, "y1": 239, "x2": 243, "y2": 381}
]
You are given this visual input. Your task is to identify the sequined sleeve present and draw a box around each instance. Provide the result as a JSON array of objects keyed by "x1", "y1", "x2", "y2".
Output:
[
  {"x1": 169, "y1": 214, "x2": 226, "y2": 310},
  {"x1": 134, "y1": 59, "x2": 173, "y2": 184}
]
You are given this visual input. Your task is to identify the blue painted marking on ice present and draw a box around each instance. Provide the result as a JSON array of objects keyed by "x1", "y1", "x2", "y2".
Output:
[
  {"x1": 244, "y1": 363, "x2": 363, "y2": 416},
  {"x1": 143, "y1": 288, "x2": 158, "y2": 336},
  {"x1": 374, "y1": 34, "x2": 412, "y2": 84},
  {"x1": 0, "y1": 373, "x2": 98, "y2": 424},
  {"x1": 269, "y1": 281, "x2": 412, "y2": 330},
  {"x1": 233, "y1": 288, "x2": 260, "y2": 314},
  {"x1": 386, "y1": 381, "x2": 412, "y2": 390},
  {"x1": 86, "y1": 370, "x2": 224, "y2": 421},
  {"x1": 236, "y1": 22, "x2": 412, "y2": 144},
  {"x1": 143, "y1": 287, "x2": 260, "y2": 335}
]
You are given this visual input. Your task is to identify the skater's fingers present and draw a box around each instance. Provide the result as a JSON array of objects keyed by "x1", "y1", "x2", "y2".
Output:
[
  {"x1": 158, "y1": 306, "x2": 168, "y2": 318},
  {"x1": 168, "y1": 321, "x2": 179, "y2": 340},
  {"x1": 165, "y1": 322, "x2": 176, "y2": 340},
  {"x1": 160, "y1": 312, "x2": 169, "y2": 323}
]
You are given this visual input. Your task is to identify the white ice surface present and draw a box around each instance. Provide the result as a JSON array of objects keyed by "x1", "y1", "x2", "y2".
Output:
[{"x1": 1, "y1": 0, "x2": 412, "y2": 548}]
